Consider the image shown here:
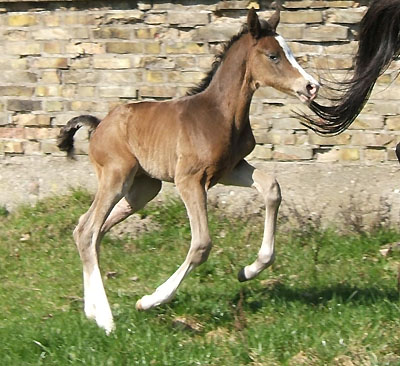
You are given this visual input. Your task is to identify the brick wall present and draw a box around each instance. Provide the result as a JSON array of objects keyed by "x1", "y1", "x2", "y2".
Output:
[{"x1": 1, "y1": 0, "x2": 397, "y2": 164}]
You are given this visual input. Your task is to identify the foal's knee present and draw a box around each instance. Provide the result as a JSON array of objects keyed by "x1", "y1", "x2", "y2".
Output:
[
  {"x1": 190, "y1": 236, "x2": 212, "y2": 266},
  {"x1": 266, "y1": 177, "x2": 281, "y2": 208}
]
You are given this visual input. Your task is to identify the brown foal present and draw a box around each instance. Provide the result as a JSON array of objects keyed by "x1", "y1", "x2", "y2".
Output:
[{"x1": 58, "y1": 8, "x2": 319, "y2": 333}]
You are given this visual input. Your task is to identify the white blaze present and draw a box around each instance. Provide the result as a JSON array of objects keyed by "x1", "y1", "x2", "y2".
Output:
[{"x1": 275, "y1": 35, "x2": 319, "y2": 87}]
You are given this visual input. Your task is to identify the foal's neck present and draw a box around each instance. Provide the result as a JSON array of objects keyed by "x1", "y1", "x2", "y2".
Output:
[{"x1": 205, "y1": 34, "x2": 255, "y2": 131}]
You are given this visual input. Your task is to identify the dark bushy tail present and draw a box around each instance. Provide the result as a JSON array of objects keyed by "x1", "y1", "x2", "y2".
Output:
[
  {"x1": 301, "y1": 0, "x2": 400, "y2": 134},
  {"x1": 57, "y1": 115, "x2": 101, "y2": 157}
]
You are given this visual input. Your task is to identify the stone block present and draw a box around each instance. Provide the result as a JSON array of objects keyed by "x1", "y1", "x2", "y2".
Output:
[
  {"x1": 69, "y1": 57, "x2": 91, "y2": 69},
  {"x1": 326, "y1": 8, "x2": 367, "y2": 24},
  {"x1": 70, "y1": 101, "x2": 99, "y2": 111},
  {"x1": 146, "y1": 71, "x2": 165, "y2": 83},
  {"x1": 351, "y1": 133, "x2": 394, "y2": 147},
  {"x1": 303, "y1": 25, "x2": 348, "y2": 41},
  {"x1": 313, "y1": 56, "x2": 353, "y2": 69},
  {"x1": 144, "y1": 42, "x2": 161, "y2": 54},
  {"x1": 145, "y1": 12, "x2": 167, "y2": 25},
  {"x1": 41, "y1": 14, "x2": 61, "y2": 27},
  {"x1": 349, "y1": 115, "x2": 384, "y2": 130},
  {"x1": 65, "y1": 42, "x2": 105, "y2": 55},
  {"x1": 63, "y1": 70, "x2": 99, "y2": 84},
  {"x1": 280, "y1": 10, "x2": 323, "y2": 24},
  {"x1": 23, "y1": 141, "x2": 41, "y2": 155},
  {"x1": 7, "y1": 100, "x2": 42, "y2": 112},
  {"x1": 247, "y1": 144, "x2": 273, "y2": 160},
  {"x1": 0, "y1": 59, "x2": 28, "y2": 70}
]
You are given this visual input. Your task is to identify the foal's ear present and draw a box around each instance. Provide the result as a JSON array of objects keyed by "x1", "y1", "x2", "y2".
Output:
[
  {"x1": 247, "y1": 8, "x2": 261, "y2": 39},
  {"x1": 267, "y1": 7, "x2": 280, "y2": 32}
]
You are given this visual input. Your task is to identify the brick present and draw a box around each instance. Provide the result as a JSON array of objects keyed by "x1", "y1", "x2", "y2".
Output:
[
  {"x1": 33, "y1": 28, "x2": 71, "y2": 40},
  {"x1": 309, "y1": 133, "x2": 351, "y2": 145},
  {"x1": 8, "y1": 14, "x2": 37, "y2": 27},
  {"x1": 41, "y1": 14, "x2": 61, "y2": 27},
  {"x1": 7, "y1": 100, "x2": 42, "y2": 112},
  {"x1": 4, "y1": 141, "x2": 24, "y2": 154},
  {"x1": 100, "y1": 70, "x2": 142, "y2": 84},
  {"x1": 144, "y1": 42, "x2": 161, "y2": 54},
  {"x1": 146, "y1": 71, "x2": 165, "y2": 83},
  {"x1": 23, "y1": 141, "x2": 41, "y2": 155},
  {"x1": 93, "y1": 27, "x2": 131, "y2": 39},
  {"x1": 134, "y1": 27, "x2": 160, "y2": 39},
  {"x1": 98, "y1": 86, "x2": 137, "y2": 98},
  {"x1": 43, "y1": 42, "x2": 62, "y2": 54},
  {"x1": 273, "y1": 146, "x2": 313, "y2": 160},
  {"x1": 0, "y1": 58, "x2": 28, "y2": 70},
  {"x1": 13, "y1": 114, "x2": 51, "y2": 127},
  {"x1": 33, "y1": 58, "x2": 68, "y2": 69},
  {"x1": 167, "y1": 11, "x2": 209, "y2": 26},
  {"x1": 69, "y1": 57, "x2": 91, "y2": 69},
  {"x1": 93, "y1": 57, "x2": 131, "y2": 69},
  {"x1": 313, "y1": 56, "x2": 353, "y2": 69},
  {"x1": 350, "y1": 115, "x2": 384, "y2": 130},
  {"x1": 142, "y1": 56, "x2": 175, "y2": 70},
  {"x1": 65, "y1": 42, "x2": 105, "y2": 55},
  {"x1": 35, "y1": 85, "x2": 61, "y2": 97},
  {"x1": 166, "y1": 42, "x2": 207, "y2": 54},
  {"x1": 103, "y1": 11, "x2": 144, "y2": 25},
  {"x1": 364, "y1": 148, "x2": 386, "y2": 162},
  {"x1": 45, "y1": 101, "x2": 64, "y2": 112},
  {"x1": 63, "y1": 70, "x2": 99, "y2": 84},
  {"x1": 0, "y1": 86, "x2": 34, "y2": 97},
  {"x1": 194, "y1": 24, "x2": 240, "y2": 42},
  {"x1": 140, "y1": 86, "x2": 177, "y2": 99},
  {"x1": 77, "y1": 86, "x2": 96, "y2": 98},
  {"x1": 70, "y1": 101, "x2": 99, "y2": 111},
  {"x1": 0, "y1": 127, "x2": 25, "y2": 139},
  {"x1": 41, "y1": 71, "x2": 61, "y2": 84},
  {"x1": 4, "y1": 30, "x2": 29, "y2": 41},
  {"x1": 105, "y1": 42, "x2": 143, "y2": 54},
  {"x1": 386, "y1": 116, "x2": 400, "y2": 130},
  {"x1": 41, "y1": 140, "x2": 62, "y2": 155},
  {"x1": 351, "y1": 133, "x2": 394, "y2": 147},
  {"x1": 7, "y1": 42, "x2": 41, "y2": 55}
]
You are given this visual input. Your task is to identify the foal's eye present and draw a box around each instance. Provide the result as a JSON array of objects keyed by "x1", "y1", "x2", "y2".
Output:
[{"x1": 268, "y1": 54, "x2": 279, "y2": 63}]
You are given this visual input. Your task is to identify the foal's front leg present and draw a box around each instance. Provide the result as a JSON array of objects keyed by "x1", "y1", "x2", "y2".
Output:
[
  {"x1": 220, "y1": 160, "x2": 281, "y2": 281},
  {"x1": 136, "y1": 176, "x2": 211, "y2": 310}
]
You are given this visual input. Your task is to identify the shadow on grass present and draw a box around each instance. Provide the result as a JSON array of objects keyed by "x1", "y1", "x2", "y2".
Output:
[{"x1": 236, "y1": 283, "x2": 399, "y2": 313}]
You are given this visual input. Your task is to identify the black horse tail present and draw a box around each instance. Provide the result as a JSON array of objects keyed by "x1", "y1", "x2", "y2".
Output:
[
  {"x1": 57, "y1": 115, "x2": 101, "y2": 158},
  {"x1": 301, "y1": 0, "x2": 400, "y2": 135}
]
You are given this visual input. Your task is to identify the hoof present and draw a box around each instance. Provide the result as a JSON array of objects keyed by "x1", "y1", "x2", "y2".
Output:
[
  {"x1": 237, "y1": 267, "x2": 248, "y2": 282},
  {"x1": 135, "y1": 299, "x2": 143, "y2": 311}
]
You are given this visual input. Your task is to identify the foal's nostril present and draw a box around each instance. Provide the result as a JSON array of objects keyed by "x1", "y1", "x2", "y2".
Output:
[{"x1": 306, "y1": 83, "x2": 319, "y2": 96}]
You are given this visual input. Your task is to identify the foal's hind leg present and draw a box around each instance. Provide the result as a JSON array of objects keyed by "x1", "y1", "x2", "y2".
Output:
[
  {"x1": 136, "y1": 175, "x2": 211, "y2": 310},
  {"x1": 219, "y1": 160, "x2": 281, "y2": 281},
  {"x1": 100, "y1": 176, "x2": 162, "y2": 235},
  {"x1": 74, "y1": 162, "x2": 137, "y2": 333}
]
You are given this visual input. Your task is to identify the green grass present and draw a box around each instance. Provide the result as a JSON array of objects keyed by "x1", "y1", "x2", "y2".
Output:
[{"x1": 0, "y1": 190, "x2": 399, "y2": 365}]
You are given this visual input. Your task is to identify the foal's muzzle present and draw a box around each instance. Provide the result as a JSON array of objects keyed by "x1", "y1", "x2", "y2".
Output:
[{"x1": 297, "y1": 82, "x2": 319, "y2": 104}]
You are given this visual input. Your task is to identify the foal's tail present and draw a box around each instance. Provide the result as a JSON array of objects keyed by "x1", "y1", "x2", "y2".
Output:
[
  {"x1": 300, "y1": 0, "x2": 400, "y2": 135},
  {"x1": 57, "y1": 115, "x2": 101, "y2": 158}
]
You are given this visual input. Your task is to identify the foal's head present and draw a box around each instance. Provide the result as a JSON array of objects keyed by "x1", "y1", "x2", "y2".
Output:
[{"x1": 246, "y1": 8, "x2": 319, "y2": 104}]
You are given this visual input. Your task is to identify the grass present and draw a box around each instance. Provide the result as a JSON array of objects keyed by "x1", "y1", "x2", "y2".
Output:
[{"x1": 0, "y1": 189, "x2": 399, "y2": 365}]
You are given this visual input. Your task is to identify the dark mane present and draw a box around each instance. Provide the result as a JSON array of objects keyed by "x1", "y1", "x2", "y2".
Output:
[
  {"x1": 186, "y1": 20, "x2": 276, "y2": 96},
  {"x1": 300, "y1": 0, "x2": 400, "y2": 135}
]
